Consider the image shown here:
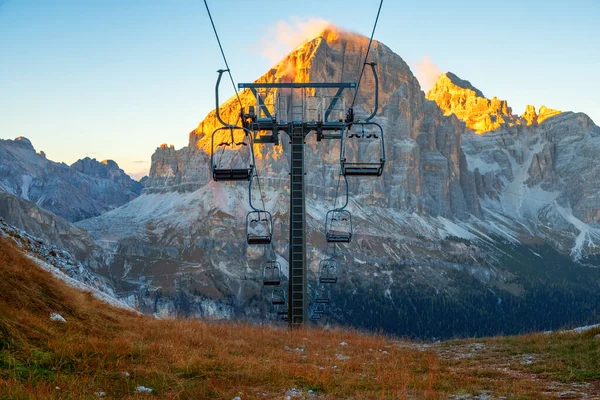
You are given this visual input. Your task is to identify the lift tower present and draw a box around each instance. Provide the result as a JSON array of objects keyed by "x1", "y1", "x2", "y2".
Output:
[
  {"x1": 238, "y1": 81, "x2": 356, "y2": 327},
  {"x1": 211, "y1": 64, "x2": 384, "y2": 327}
]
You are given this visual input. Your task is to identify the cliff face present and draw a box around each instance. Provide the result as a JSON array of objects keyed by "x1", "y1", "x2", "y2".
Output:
[
  {"x1": 427, "y1": 72, "x2": 600, "y2": 258},
  {"x1": 71, "y1": 157, "x2": 144, "y2": 195},
  {"x1": 0, "y1": 137, "x2": 141, "y2": 222},
  {"x1": 426, "y1": 72, "x2": 564, "y2": 135}
]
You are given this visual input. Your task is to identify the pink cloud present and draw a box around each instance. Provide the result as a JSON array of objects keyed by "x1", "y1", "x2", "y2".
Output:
[{"x1": 412, "y1": 56, "x2": 442, "y2": 92}]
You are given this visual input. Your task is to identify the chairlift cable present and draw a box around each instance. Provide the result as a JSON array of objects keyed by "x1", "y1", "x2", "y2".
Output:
[
  {"x1": 325, "y1": 169, "x2": 342, "y2": 255},
  {"x1": 350, "y1": 0, "x2": 384, "y2": 111},
  {"x1": 203, "y1": 0, "x2": 242, "y2": 110}
]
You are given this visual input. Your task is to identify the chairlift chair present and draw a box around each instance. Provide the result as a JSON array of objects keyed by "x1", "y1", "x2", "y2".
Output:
[
  {"x1": 246, "y1": 210, "x2": 273, "y2": 245},
  {"x1": 315, "y1": 293, "x2": 330, "y2": 304},
  {"x1": 277, "y1": 305, "x2": 288, "y2": 318},
  {"x1": 271, "y1": 288, "x2": 286, "y2": 305},
  {"x1": 319, "y1": 259, "x2": 339, "y2": 284},
  {"x1": 340, "y1": 121, "x2": 385, "y2": 176},
  {"x1": 211, "y1": 126, "x2": 255, "y2": 181},
  {"x1": 325, "y1": 209, "x2": 352, "y2": 243},
  {"x1": 310, "y1": 313, "x2": 322, "y2": 321},
  {"x1": 313, "y1": 303, "x2": 325, "y2": 315},
  {"x1": 262, "y1": 260, "x2": 282, "y2": 286}
]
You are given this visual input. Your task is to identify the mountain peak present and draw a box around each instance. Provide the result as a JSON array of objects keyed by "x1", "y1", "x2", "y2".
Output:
[
  {"x1": 427, "y1": 72, "x2": 563, "y2": 133},
  {"x1": 441, "y1": 72, "x2": 485, "y2": 98},
  {"x1": 13, "y1": 136, "x2": 35, "y2": 151},
  {"x1": 427, "y1": 72, "x2": 516, "y2": 134}
]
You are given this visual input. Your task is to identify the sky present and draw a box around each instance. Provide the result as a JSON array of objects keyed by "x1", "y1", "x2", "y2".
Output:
[{"x1": 1, "y1": 0, "x2": 598, "y2": 179}]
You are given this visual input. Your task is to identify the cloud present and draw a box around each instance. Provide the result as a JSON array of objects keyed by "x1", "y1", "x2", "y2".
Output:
[
  {"x1": 257, "y1": 17, "x2": 331, "y2": 65},
  {"x1": 412, "y1": 56, "x2": 442, "y2": 92},
  {"x1": 132, "y1": 160, "x2": 148, "y2": 164}
]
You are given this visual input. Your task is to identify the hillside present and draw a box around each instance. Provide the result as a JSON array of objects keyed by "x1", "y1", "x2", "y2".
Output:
[
  {"x1": 1, "y1": 238, "x2": 599, "y2": 399},
  {"x1": 0, "y1": 190, "x2": 100, "y2": 264}
]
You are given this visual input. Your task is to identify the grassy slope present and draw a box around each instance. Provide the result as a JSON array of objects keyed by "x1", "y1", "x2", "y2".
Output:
[{"x1": 0, "y1": 238, "x2": 598, "y2": 399}]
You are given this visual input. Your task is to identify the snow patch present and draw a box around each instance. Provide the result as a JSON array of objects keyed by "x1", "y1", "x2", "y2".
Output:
[
  {"x1": 554, "y1": 203, "x2": 600, "y2": 260},
  {"x1": 438, "y1": 217, "x2": 478, "y2": 240}
]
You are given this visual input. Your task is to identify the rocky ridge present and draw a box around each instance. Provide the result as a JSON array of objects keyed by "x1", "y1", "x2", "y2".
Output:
[
  {"x1": 71, "y1": 157, "x2": 144, "y2": 195},
  {"x1": 426, "y1": 72, "x2": 563, "y2": 134},
  {"x1": 0, "y1": 190, "x2": 103, "y2": 266},
  {"x1": 428, "y1": 72, "x2": 600, "y2": 258},
  {"x1": 0, "y1": 137, "x2": 142, "y2": 222}
]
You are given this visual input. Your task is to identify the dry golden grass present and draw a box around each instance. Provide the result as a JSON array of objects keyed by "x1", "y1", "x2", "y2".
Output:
[{"x1": 1, "y1": 238, "x2": 599, "y2": 399}]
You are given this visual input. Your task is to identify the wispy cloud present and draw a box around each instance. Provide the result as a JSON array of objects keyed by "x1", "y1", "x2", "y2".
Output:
[
  {"x1": 133, "y1": 160, "x2": 148, "y2": 164},
  {"x1": 412, "y1": 56, "x2": 442, "y2": 92},
  {"x1": 256, "y1": 17, "x2": 331, "y2": 65}
]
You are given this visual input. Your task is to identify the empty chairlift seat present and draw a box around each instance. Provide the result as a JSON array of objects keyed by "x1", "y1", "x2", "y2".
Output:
[
  {"x1": 310, "y1": 313, "x2": 322, "y2": 321},
  {"x1": 325, "y1": 209, "x2": 352, "y2": 243},
  {"x1": 246, "y1": 210, "x2": 273, "y2": 245},
  {"x1": 271, "y1": 288, "x2": 286, "y2": 305},
  {"x1": 313, "y1": 303, "x2": 325, "y2": 315},
  {"x1": 319, "y1": 259, "x2": 339, "y2": 284},
  {"x1": 262, "y1": 261, "x2": 282, "y2": 286},
  {"x1": 276, "y1": 304, "x2": 288, "y2": 318},
  {"x1": 340, "y1": 122, "x2": 385, "y2": 176},
  {"x1": 315, "y1": 293, "x2": 330, "y2": 304},
  {"x1": 211, "y1": 127, "x2": 255, "y2": 181}
]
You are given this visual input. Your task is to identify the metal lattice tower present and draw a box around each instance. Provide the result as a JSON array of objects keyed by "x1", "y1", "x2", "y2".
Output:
[{"x1": 211, "y1": 65, "x2": 384, "y2": 327}]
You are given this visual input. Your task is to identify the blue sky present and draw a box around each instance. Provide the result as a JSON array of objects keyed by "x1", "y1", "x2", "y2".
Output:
[{"x1": 1, "y1": 0, "x2": 598, "y2": 179}]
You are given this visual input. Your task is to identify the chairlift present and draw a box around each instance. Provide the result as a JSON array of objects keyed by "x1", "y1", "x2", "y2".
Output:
[
  {"x1": 211, "y1": 126, "x2": 255, "y2": 181},
  {"x1": 271, "y1": 288, "x2": 286, "y2": 305},
  {"x1": 277, "y1": 303, "x2": 288, "y2": 318},
  {"x1": 310, "y1": 313, "x2": 322, "y2": 321},
  {"x1": 325, "y1": 209, "x2": 352, "y2": 243},
  {"x1": 315, "y1": 293, "x2": 330, "y2": 304},
  {"x1": 313, "y1": 303, "x2": 325, "y2": 315},
  {"x1": 319, "y1": 259, "x2": 339, "y2": 284},
  {"x1": 246, "y1": 210, "x2": 273, "y2": 245},
  {"x1": 340, "y1": 121, "x2": 385, "y2": 176},
  {"x1": 262, "y1": 261, "x2": 282, "y2": 286}
]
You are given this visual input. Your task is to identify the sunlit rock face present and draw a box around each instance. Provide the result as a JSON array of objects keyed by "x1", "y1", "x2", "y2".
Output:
[
  {"x1": 426, "y1": 72, "x2": 518, "y2": 134},
  {"x1": 71, "y1": 157, "x2": 144, "y2": 195},
  {"x1": 430, "y1": 72, "x2": 600, "y2": 256},
  {"x1": 145, "y1": 27, "x2": 479, "y2": 219},
  {"x1": 0, "y1": 191, "x2": 105, "y2": 267}
]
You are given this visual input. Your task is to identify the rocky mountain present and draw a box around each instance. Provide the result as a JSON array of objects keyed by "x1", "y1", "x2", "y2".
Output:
[
  {"x1": 77, "y1": 27, "x2": 600, "y2": 338},
  {"x1": 427, "y1": 72, "x2": 563, "y2": 134},
  {"x1": 0, "y1": 137, "x2": 142, "y2": 222},
  {"x1": 428, "y1": 72, "x2": 600, "y2": 259},
  {"x1": 71, "y1": 157, "x2": 144, "y2": 195}
]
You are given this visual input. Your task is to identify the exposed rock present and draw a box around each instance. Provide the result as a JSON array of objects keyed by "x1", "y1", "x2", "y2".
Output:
[
  {"x1": 0, "y1": 190, "x2": 101, "y2": 265},
  {"x1": 0, "y1": 137, "x2": 141, "y2": 222},
  {"x1": 145, "y1": 27, "x2": 478, "y2": 219},
  {"x1": 521, "y1": 105, "x2": 538, "y2": 126},
  {"x1": 71, "y1": 157, "x2": 143, "y2": 195},
  {"x1": 0, "y1": 217, "x2": 119, "y2": 301},
  {"x1": 426, "y1": 72, "x2": 517, "y2": 134}
]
